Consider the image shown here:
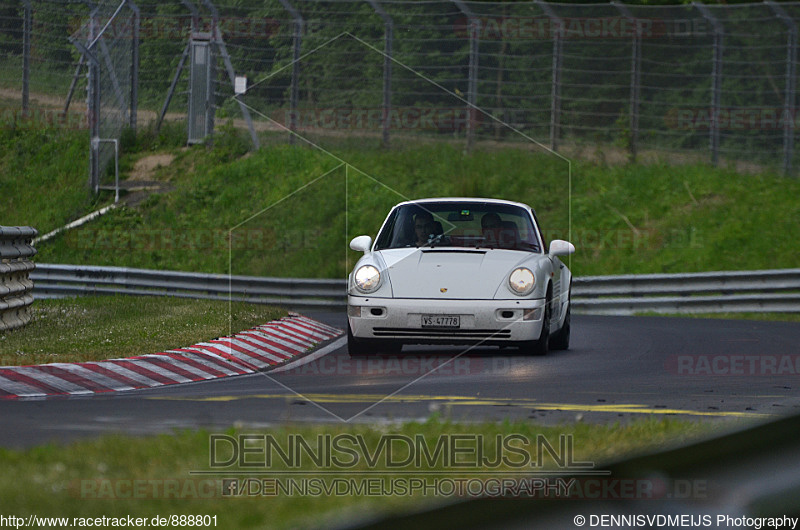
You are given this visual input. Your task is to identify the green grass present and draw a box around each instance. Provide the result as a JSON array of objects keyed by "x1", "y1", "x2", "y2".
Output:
[
  {"x1": 0, "y1": 296, "x2": 286, "y2": 366},
  {"x1": 0, "y1": 60, "x2": 77, "y2": 98},
  {"x1": 0, "y1": 417, "x2": 716, "y2": 528},
  {"x1": 6, "y1": 124, "x2": 800, "y2": 279},
  {"x1": 0, "y1": 122, "x2": 95, "y2": 231}
]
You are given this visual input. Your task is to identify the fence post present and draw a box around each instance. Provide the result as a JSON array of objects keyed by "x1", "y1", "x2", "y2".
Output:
[
  {"x1": 22, "y1": 0, "x2": 32, "y2": 116},
  {"x1": 156, "y1": 44, "x2": 190, "y2": 134},
  {"x1": 63, "y1": 55, "x2": 85, "y2": 118},
  {"x1": 157, "y1": 0, "x2": 198, "y2": 135},
  {"x1": 767, "y1": 1, "x2": 797, "y2": 177},
  {"x1": 128, "y1": 0, "x2": 139, "y2": 133},
  {"x1": 453, "y1": 0, "x2": 479, "y2": 153},
  {"x1": 536, "y1": 0, "x2": 563, "y2": 152},
  {"x1": 694, "y1": 3, "x2": 723, "y2": 167},
  {"x1": 86, "y1": 10, "x2": 101, "y2": 194},
  {"x1": 200, "y1": 0, "x2": 260, "y2": 149},
  {"x1": 367, "y1": 0, "x2": 393, "y2": 149},
  {"x1": 278, "y1": 0, "x2": 303, "y2": 145},
  {"x1": 614, "y1": 2, "x2": 641, "y2": 161}
]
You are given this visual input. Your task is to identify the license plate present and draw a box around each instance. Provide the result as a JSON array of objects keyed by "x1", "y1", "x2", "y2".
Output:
[{"x1": 422, "y1": 315, "x2": 461, "y2": 328}]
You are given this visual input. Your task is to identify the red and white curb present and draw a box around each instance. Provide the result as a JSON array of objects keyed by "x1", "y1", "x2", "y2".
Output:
[{"x1": 0, "y1": 314, "x2": 343, "y2": 400}]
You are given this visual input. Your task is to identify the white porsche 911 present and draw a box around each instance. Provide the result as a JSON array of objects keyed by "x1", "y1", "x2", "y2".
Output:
[{"x1": 347, "y1": 198, "x2": 575, "y2": 356}]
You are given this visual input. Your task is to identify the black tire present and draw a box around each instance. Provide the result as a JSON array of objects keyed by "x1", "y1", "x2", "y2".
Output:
[
  {"x1": 549, "y1": 302, "x2": 570, "y2": 351},
  {"x1": 347, "y1": 323, "x2": 371, "y2": 356},
  {"x1": 347, "y1": 324, "x2": 402, "y2": 356},
  {"x1": 520, "y1": 293, "x2": 551, "y2": 356}
]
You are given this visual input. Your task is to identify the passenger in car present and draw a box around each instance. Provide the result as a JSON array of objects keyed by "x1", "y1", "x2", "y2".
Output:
[
  {"x1": 499, "y1": 220, "x2": 521, "y2": 249},
  {"x1": 481, "y1": 212, "x2": 502, "y2": 231},
  {"x1": 481, "y1": 212, "x2": 502, "y2": 247}
]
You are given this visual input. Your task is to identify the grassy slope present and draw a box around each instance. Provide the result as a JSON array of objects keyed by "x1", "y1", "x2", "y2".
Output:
[
  {"x1": 0, "y1": 123, "x2": 95, "y2": 231},
  {"x1": 5, "y1": 125, "x2": 800, "y2": 278}
]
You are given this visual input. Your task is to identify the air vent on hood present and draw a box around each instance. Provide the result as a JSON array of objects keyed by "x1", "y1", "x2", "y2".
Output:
[{"x1": 419, "y1": 249, "x2": 487, "y2": 254}]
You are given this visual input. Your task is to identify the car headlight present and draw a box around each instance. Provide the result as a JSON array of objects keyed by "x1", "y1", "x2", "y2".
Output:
[
  {"x1": 509, "y1": 268, "x2": 535, "y2": 295},
  {"x1": 354, "y1": 265, "x2": 381, "y2": 293}
]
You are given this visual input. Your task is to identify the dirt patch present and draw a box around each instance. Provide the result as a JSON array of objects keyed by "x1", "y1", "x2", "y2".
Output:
[
  {"x1": 119, "y1": 152, "x2": 178, "y2": 206},
  {"x1": 0, "y1": 87, "x2": 78, "y2": 110},
  {"x1": 129, "y1": 153, "x2": 176, "y2": 181}
]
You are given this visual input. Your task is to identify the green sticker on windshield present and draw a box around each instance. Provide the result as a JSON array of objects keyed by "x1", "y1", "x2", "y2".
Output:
[{"x1": 461, "y1": 210, "x2": 470, "y2": 216}]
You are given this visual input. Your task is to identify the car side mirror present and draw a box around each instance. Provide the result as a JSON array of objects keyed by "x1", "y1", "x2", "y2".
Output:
[
  {"x1": 349, "y1": 235, "x2": 373, "y2": 254},
  {"x1": 549, "y1": 239, "x2": 575, "y2": 257}
]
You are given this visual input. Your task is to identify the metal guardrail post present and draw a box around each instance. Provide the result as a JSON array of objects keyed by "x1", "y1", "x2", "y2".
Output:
[
  {"x1": 767, "y1": 1, "x2": 797, "y2": 177},
  {"x1": 367, "y1": 0, "x2": 393, "y2": 149},
  {"x1": 536, "y1": 0, "x2": 563, "y2": 152},
  {"x1": 694, "y1": 3, "x2": 723, "y2": 167},
  {"x1": 614, "y1": 2, "x2": 641, "y2": 161},
  {"x1": 278, "y1": 0, "x2": 303, "y2": 146},
  {"x1": 0, "y1": 226, "x2": 38, "y2": 332}
]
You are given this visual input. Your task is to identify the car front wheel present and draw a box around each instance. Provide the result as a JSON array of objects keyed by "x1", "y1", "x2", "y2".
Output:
[
  {"x1": 347, "y1": 323, "x2": 371, "y2": 356},
  {"x1": 519, "y1": 296, "x2": 550, "y2": 356},
  {"x1": 550, "y1": 302, "x2": 570, "y2": 351}
]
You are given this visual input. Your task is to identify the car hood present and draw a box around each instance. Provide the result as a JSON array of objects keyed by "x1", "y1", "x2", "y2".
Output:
[{"x1": 378, "y1": 248, "x2": 534, "y2": 299}]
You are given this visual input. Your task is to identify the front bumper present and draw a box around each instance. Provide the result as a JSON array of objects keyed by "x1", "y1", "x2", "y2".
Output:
[{"x1": 347, "y1": 296, "x2": 546, "y2": 345}]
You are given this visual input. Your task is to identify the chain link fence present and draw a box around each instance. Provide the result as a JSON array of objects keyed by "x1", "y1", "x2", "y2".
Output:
[
  {"x1": 2, "y1": 0, "x2": 800, "y2": 178},
  {"x1": 70, "y1": 0, "x2": 138, "y2": 192}
]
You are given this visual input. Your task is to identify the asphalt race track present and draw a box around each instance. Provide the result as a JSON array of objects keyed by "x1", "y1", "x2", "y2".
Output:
[{"x1": 1, "y1": 313, "x2": 799, "y2": 448}]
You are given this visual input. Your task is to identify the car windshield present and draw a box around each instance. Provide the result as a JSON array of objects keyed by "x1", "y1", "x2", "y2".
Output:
[{"x1": 374, "y1": 201, "x2": 541, "y2": 252}]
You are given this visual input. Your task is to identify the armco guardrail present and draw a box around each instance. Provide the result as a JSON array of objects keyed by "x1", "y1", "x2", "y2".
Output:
[
  {"x1": 31, "y1": 264, "x2": 347, "y2": 310},
  {"x1": 30, "y1": 264, "x2": 800, "y2": 315},
  {"x1": 573, "y1": 268, "x2": 800, "y2": 314},
  {"x1": 0, "y1": 226, "x2": 38, "y2": 331}
]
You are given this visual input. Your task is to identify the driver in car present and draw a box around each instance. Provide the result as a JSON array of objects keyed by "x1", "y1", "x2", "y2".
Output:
[{"x1": 414, "y1": 211, "x2": 437, "y2": 246}]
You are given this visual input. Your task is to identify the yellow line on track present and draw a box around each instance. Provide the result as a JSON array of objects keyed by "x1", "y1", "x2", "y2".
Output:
[{"x1": 150, "y1": 393, "x2": 768, "y2": 418}]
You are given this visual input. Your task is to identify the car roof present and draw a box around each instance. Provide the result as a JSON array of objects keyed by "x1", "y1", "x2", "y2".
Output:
[{"x1": 394, "y1": 197, "x2": 533, "y2": 210}]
